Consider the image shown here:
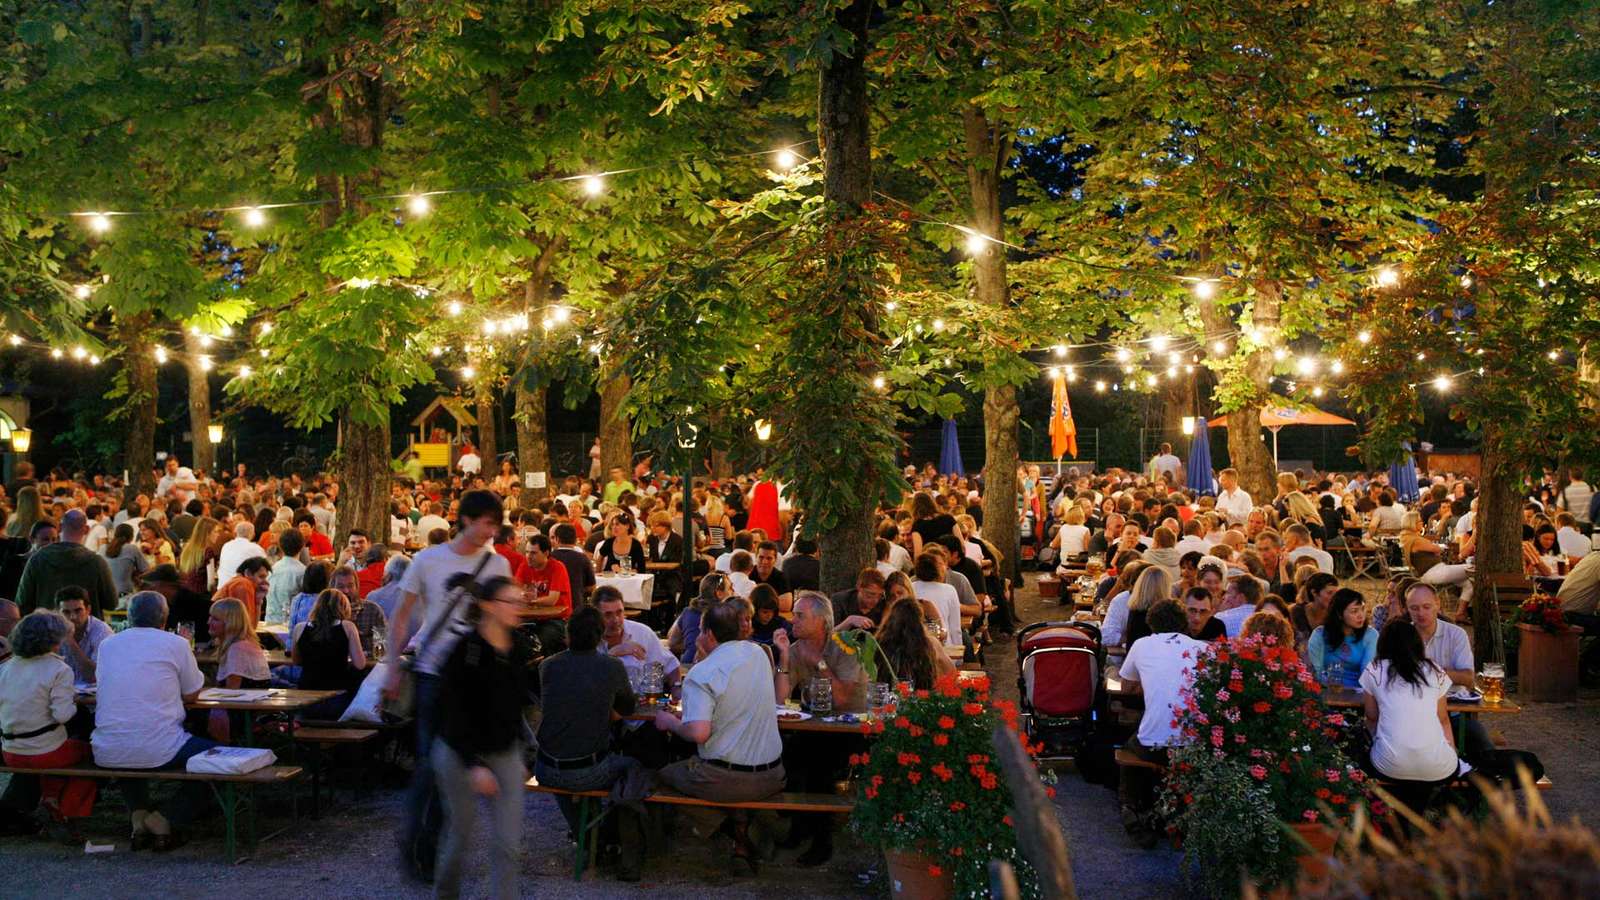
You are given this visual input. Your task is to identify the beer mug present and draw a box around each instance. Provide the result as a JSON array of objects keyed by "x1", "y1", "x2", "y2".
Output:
[
  {"x1": 1478, "y1": 662, "x2": 1505, "y2": 704},
  {"x1": 640, "y1": 661, "x2": 665, "y2": 709},
  {"x1": 807, "y1": 676, "x2": 833, "y2": 715}
]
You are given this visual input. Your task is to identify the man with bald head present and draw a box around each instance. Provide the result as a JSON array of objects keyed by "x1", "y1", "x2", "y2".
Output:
[{"x1": 15, "y1": 509, "x2": 116, "y2": 617}]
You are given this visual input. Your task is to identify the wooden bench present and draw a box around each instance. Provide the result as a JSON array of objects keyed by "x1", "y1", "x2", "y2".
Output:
[
  {"x1": 526, "y1": 775, "x2": 852, "y2": 879},
  {"x1": 0, "y1": 762, "x2": 302, "y2": 862},
  {"x1": 293, "y1": 726, "x2": 382, "y2": 817}
]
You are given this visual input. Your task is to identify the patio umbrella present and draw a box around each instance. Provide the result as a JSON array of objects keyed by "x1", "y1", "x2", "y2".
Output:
[
  {"x1": 1389, "y1": 443, "x2": 1421, "y2": 503},
  {"x1": 1186, "y1": 417, "x2": 1214, "y2": 496},
  {"x1": 1208, "y1": 402, "x2": 1357, "y2": 468},
  {"x1": 938, "y1": 418, "x2": 965, "y2": 477}
]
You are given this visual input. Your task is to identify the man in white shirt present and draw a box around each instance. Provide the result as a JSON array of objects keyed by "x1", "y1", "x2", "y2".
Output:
[
  {"x1": 1562, "y1": 472, "x2": 1594, "y2": 528},
  {"x1": 1116, "y1": 599, "x2": 1203, "y2": 846},
  {"x1": 911, "y1": 554, "x2": 962, "y2": 648},
  {"x1": 727, "y1": 550, "x2": 757, "y2": 598},
  {"x1": 653, "y1": 601, "x2": 785, "y2": 860},
  {"x1": 1282, "y1": 524, "x2": 1335, "y2": 574},
  {"x1": 1554, "y1": 513, "x2": 1591, "y2": 560},
  {"x1": 1454, "y1": 499, "x2": 1477, "y2": 538},
  {"x1": 91, "y1": 591, "x2": 216, "y2": 847},
  {"x1": 385, "y1": 490, "x2": 513, "y2": 881},
  {"x1": 217, "y1": 522, "x2": 267, "y2": 586},
  {"x1": 1149, "y1": 443, "x2": 1183, "y2": 484},
  {"x1": 1173, "y1": 520, "x2": 1212, "y2": 559},
  {"x1": 1214, "y1": 468, "x2": 1253, "y2": 526},
  {"x1": 457, "y1": 445, "x2": 482, "y2": 476},
  {"x1": 414, "y1": 502, "x2": 451, "y2": 541},
  {"x1": 597, "y1": 587, "x2": 681, "y2": 687},
  {"x1": 83, "y1": 503, "x2": 111, "y2": 556}
]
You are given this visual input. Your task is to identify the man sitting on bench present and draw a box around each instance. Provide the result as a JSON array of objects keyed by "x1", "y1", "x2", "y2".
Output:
[
  {"x1": 653, "y1": 600, "x2": 785, "y2": 871},
  {"x1": 1117, "y1": 598, "x2": 1202, "y2": 849},
  {"x1": 91, "y1": 590, "x2": 216, "y2": 851}
]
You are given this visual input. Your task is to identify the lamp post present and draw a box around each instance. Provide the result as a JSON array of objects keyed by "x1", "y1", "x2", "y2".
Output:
[
  {"x1": 208, "y1": 423, "x2": 225, "y2": 473},
  {"x1": 10, "y1": 428, "x2": 31, "y2": 455}
]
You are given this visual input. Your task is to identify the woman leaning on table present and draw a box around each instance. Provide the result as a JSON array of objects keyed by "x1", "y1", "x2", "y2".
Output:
[{"x1": 433, "y1": 576, "x2": 535, "y2": 900}]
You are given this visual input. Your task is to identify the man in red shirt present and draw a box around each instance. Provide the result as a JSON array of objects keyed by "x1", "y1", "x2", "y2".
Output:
[
  {"x1": 494, "y1": 525, "x2": 527, "y2": 576},
  {"x1": 515, "y1": 534, "x2": 572, "y2": 652}
]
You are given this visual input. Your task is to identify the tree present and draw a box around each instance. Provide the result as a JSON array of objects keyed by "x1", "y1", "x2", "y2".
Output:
[{"x1": 1340, "y1": 1, "x2": 1600, "y2": 654}]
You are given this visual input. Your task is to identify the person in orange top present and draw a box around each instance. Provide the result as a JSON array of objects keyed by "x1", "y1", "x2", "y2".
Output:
[
  {"x1": 515, "y1": 534, "x2": 572, "y2": 652},
  {"x1": 212, "y1": 556, "x2": 270, "y2": 625}
]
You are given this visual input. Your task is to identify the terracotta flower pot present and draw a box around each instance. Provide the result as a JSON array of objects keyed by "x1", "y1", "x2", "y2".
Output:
[
  {"x1": 1038, "y1": 576, "x2": 1061, "y2": 599},
  {"x1": 1263, "y1": 823, "x2": 1337, "y2": 899},
  {"x1": 884, "y1": 848, "x2": 955, "y2": 900},
  {"x1": 1517, "y1": 623, "x2": 1583, "y2": 702}
]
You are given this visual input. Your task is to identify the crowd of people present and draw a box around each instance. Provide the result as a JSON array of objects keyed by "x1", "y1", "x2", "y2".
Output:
[{"x1": 0, "y1": 445, "x2": 1592, "y2": 890}]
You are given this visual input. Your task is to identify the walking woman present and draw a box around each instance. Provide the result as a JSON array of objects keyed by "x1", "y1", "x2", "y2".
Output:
[{"x1": 433, "y1": 576, "x2": 534, "y2": 900}]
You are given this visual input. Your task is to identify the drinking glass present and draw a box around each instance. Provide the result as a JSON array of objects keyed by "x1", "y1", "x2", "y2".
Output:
[
  {"x1": 807, "y1": 677, "x2": 833, "y2": 715},
  {"x1": 867, "y1": 683, "x2": 892, "y2": 719},
  {"x1": 1479, "y1": 662, "x2": 1505, "y2": 704},
  {"x1": 640, "y1": 661, "x2": 665, "y2": 709},
  {"x1": 176, "y1": 622, "x2": 195, "y2": 649}
]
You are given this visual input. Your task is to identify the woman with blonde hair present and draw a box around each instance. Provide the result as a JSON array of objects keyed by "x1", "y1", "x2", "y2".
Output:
[
  {"x1": 1122, "y1": 566, "x2": 1175, "y2": 648},
  {"x1": 177, "y1": 516, "x2": 223, "y2": 595},
  {"x1": 4, "y1": 485, "x2": 43, "y2": 538},
  {"x1": 204, "y1": 598, "x2": 270, "y2": 740},
  {"x1": 703, "y1": 494, "x2": 732, "y2": 557}
]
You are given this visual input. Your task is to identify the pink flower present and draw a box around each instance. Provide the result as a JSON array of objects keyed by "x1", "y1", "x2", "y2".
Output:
[
  {"x1": 1249, "y1": 765, "x2": 1267, "y2": 780},
  {"x1": 1325, "y1": 768, "x2": 1342, "y2": 783},
  {"x1": 1216, "y1": 690, "x2": 1231, "y2": 702}
]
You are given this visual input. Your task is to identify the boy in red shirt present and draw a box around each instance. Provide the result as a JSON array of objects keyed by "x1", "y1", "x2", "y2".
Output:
[{"x1": 515, "y1": 534, "x2": 572, "y2": 652}]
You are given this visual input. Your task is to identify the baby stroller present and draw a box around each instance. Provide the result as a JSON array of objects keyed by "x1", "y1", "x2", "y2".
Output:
[{"x1": 1016, "y1": 621, "x2": 1104, "y2": 759}]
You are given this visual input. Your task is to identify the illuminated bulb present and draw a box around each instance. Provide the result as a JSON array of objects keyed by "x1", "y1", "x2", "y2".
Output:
[
  {"x1": 931, "y1": 318, "x2": 945, "y2": 332},
  {"x1": 348, "y1": 278, "x2": 374, "y2": 289},
  {"x1": 1184, "y1": 364, "x2": 1195, "y2": 374},
  {"x1": 1296, "y1": 356, "x2": 1316, "y2": 376},
  {"x1": 1433, "y1": 374, "x2": 1451, "y2": 392},
  {"x1": 1094, "y1": 380, "x2": 1107, "y2": 393},
  {"x1": 430, "y1": 346, "x2": 443, "y2": 357},
  {"x1": 1193, "y1": 279, "x2": 1216, "y2": 300},
  {"x1": 260, "y1": 321, "x2": 273, "y2": 334},
  {"x1": 199, "y1": 334, "x2": 213, "y2": 348},
  {"x1": 239, "y1": 365, "x2": 252, "y2": 377},
  {"x1": 1537, "y1": 277, "x2": 1547, "y2": 288},
  {"x1": 74, "y1": 284, "x2": 92, "y2": 300},
  {"x1": 1415, "y1": 352, "x2": 1426, "y2": 361},
  {"x1": 1121, "y1": 364, "x2": 1134, "y2": 375},
  {"x1": 461, "y1": 366, "x2": 476, "y2": 379},
  {"x1": 551, "y1": 306, "x2": 571, "y2": 323},
  {"x1": 243, "y1": 207, "x2": 266, "y2": 228},
  {"x1": 71, "y1": 346, "x2": 87, "y2": 360},
  {"x1": 154, "y1": 347, "x2": 168, "y2": 364},
  {"x1": 590, "y1": 343, "x2": 602, "y2": 355},
  {"x1": 1212, "y1": 340, "x2": 1227, "y2": 355},
  {"x1": 582, "y1": 174, "x2": 604, "y2": 196},
  {"x1": 965, "y1": 232, "x2": 989, "y2": 255},
  {"x1": 258, "y1": 348, "x2": 269, "y2": 358},
  {"x1": 87, "y1": 212, "x2": 112, "y2": 233},
  {"x1": 7, "y1": 335, "x2": 20, "y2": 347},
  {"x1": 1357, "y1": 330, "x2": 1372, "y2": 344},
  {"x1": 1330, "y1": 359, "x2": 1345, "y2": 375},
  {"x1": 50, "y1": 348, "x2": 63, "y2": 359},
  {"x1": 1272, "y1": 347, "x2": 1287, "y2": 362},
  {"x1": 1245, "y1": 327, "x2": 1262, "y2": 343},
  {"x1": 408, "y1": 194, "x2": 431, "y2": 216},
  {"x1": 88, "y1": 355, "x2": 100, "y2": 366},
  {"x1": 884, "y1": 301, "x2": 898, "y2": 312},
  {"x1": 1460, "y1": 274, "x2": 1472, "y2": 288},
  {"x1": 1048, "y1": 367, "x2": 1060, "y2": 379},
  {"x1": 541, "y1": 317, "x2": 555, "y2": 330},
  {"x1": 483, "y1": 320, "x2": 498, "y2": 336},
  {"x1": 872, "y1": 376, "x2": 887, "y2": 390},
  {"x1": 1150, "y1": 335, "x2": 1170, "y2": 352},
  {"x1": 1312, "y1": 386, "x2": 1324, "y2": 398},
  {"x1": 1165, "y1": 365, "x2": 1178, "y2": 379},
  {"x1": 189, "y1": 325, "x2": 202, "y2": 336},
  {"x1": 1065, "y1": 366, "x2": 1078, "y2": 382},
  {"x1": 219, "y1": 324, "x2": 232, "y2": 337},
  {"x1": 1547, "y1": 349, "x2": 1559, "y2": 361},
  {"x1": 1145, "y1": 374, "x2": 1157, "y2": 387},
  {"x1": 1167, "y1": 351, "x2": 1181, "y2": 366},
  {"x1": 199, "y1": 355, "x2": 213, "y2": 371},
  {"x1": 1376, "y1": 267, "x2": 1399, "y2": 287},
  {"x1": 1114, "y1": 347, "x2": 1132, "y2": 363},
  {"x1": 1053, "y1": 344, "x2": 1067, "y2": 358},
  {"x1": 446, "y1": 300, "x2": 462, "y2": 316},
  {"x1": 774, "y1": 149, "x2": 798, "y2": 170}
]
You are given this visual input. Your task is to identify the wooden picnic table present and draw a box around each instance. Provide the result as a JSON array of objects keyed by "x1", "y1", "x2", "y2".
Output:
[
  {"x1": 76, "y1": 687, "x2": 343, "y2": 748},
  {"x1": 624, "y1": 704, "x2": 871, "y2": 735},
  {"x1": 197, "y1": 647, "x2": 293, "y2": 668}
]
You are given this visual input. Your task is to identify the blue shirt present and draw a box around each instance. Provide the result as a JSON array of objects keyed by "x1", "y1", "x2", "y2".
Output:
[
  {"x1": 285, "y1": 592, "x2": 317, "y2": 652},
  {"x1": 1308, "y1": 626, "x2": 1378, "y2": 689}
]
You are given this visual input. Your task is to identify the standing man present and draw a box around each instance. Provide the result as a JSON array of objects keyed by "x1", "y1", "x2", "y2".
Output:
[
  {"x1": 1149, "y1": 443, "x2": 1183, "y2": 485},
  {"x1": 385, "y1": 490, "x2": 512, "y2": 883},
  {"x1": 1214, "y1": 468, "x2": 1254, "y2": 527},
  {"x1": 15, "y1": 510, "x2": 117, "y2": 618},
  {"x1": 602, "y1": 467, "x2": 636, "y2": 506}
]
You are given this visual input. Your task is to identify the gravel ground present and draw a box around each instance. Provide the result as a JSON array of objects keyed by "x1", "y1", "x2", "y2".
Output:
[{"x1": 4, "y1": 574, "x2": 1595, "y2": 898}]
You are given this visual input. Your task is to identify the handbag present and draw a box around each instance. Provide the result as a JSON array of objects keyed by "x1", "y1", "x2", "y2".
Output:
[
  {"x1": 186, "y1": 746, "x2": 277, "y2": 775},
  {"x1": 381, "y1": 550, "x2": 494, "y2": 721}
]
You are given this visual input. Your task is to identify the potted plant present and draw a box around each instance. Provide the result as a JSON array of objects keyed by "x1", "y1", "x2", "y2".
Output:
[
  {"x1": 850, "y1": 674, "x2": 1049, "y2": 899},
  {"x1": 1161, "y1": 635, "x2": 1370, "y2": 898},
  {"x1": 1515, "y1": 594, "x2": 1583, "y2": 702}
]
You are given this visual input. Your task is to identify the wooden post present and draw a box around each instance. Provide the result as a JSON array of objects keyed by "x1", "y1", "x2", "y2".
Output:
[{"x1": 991, "y1": 725, "x2": 1077, "y2": 900}]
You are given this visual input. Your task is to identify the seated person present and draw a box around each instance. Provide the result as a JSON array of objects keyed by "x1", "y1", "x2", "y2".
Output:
[
  {"x1": 91, "y1": 591, "x2": 215, "y2": 850},
  {"x1": 204, "y1": 597, "x2": 271, "y2": 742},
  {"x1": 1242, "y1": 610, "x2": 1294, "y2": 644},
  {"x1": 1558, "y1": 553, "x2": 1600, "y2": 674},
  {"x1": 1181, "y1": 587, "x2": 1226, "y2": 641},
  {"x1": 597, "y1": 587, "x2": 681, "y2": 690},
  {"x1": 874, "y1": 595, "x2": 956, "y2": 690},
  {"x1": 515, "y1": 533, "x2": 573, "y2": 653},
  {"x1": 136, "y1": 564, "x2": 213, "y2": 644},
  {"x1": 669, "y1": 573, "x2": 731, "y2": 666},
  {"x1": 212, "y1": 556, "x2": 270, "y2": 626},
  {"x1": 653, "y1": 601, "x2": 785, "y2": 870},
  {"x1": 1308, "y1": 588, "x2": 1377, "y2": 688},
  {"x1": 1121, "y1": 567, "x2": 1173, "y2": 649},
  {"x1": 0, "y1": 611, "x2": 98, "y2": 843},
  {"x1": 55, "y1": 587, "x2": 113, "y2": 686},
  {"x1": 748, "y1": 585, "x2": 792, "y2": 647},
  {"x1": 330, "y1": 566, "x2": 385, "y2": 655},
  {"x1": 910, "y1": 553, "x2": 962, "y2": 648},
  {"x1": 291, "y1": 589, "x2": 368, "y2": 720},
  {"x1": 1116, "y1": 599, "x2": 1202, "y2": 848},
  {"x1": 830, "y1": 568, "x2": 888, "y2": 629},
  {"x1": 284, "y1": 561, "x2": 333, "y2": 653},
  {"x1": 1359, "y1": 620, "x2": 1466, "y2": 812}
]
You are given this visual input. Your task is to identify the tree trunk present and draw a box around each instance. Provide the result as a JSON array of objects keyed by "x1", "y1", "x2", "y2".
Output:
[
  {"x1": 119, "y1": 312, "x2": 159, "y2": 496},
  {"x1": 710, "y1": 447, "x2": 733, "y2": 480},
  {"x1": 814, "y1": 0, "x2": 878, "y2": 594},
  {"x1": 962, "y1": 105, "x2": 1021, "y2": 583},
  {"x1": 1471, "y1": 430, "x2": 1523, "y2": 658},
  {"x1": 1199, "y1": 283, "x2": 1278, "y2": 500},
  {"x1": 515, "y1": 383, "x2": 550, "y2": 489},
  {"x1": 181, "y1": 329, "x2": 214, "y2": 477},
  {"x1": 598, "y1": 369, "x2": 633, "y2": 479},
  {"x1": 337, "y1": 412, "x2": 390, "y2": 548},
  {"x1": 474, "y1": 377, "x2": 497, "y2": 465}
]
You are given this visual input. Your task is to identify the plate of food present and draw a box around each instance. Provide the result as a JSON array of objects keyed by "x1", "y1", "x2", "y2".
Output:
[
  {"x1": 1447, "y1": 686, "x2": 1482, "y2": 703},
  {"x1": 775, "y1": 707, "x2": 812, "y2": 722}
]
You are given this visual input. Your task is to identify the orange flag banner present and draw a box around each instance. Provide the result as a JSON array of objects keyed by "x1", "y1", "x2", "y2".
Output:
[{"x1": 1050, "y1": 372, "x2": 1077, "y2": 460}]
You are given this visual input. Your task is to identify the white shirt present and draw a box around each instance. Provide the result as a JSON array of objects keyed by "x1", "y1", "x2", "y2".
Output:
[
  {"x1": 0, "y1": 654, "x2": 77, "y2": 756},
  {"x1": 415, "y1": 514, "x2": 451, "y2": 540},
  {"x1": 85, "y1": 522, "x2": 109, "y2": 556},
  {"x1": 92, "y1": 628, "x2": 205, "y2": 769},
  {"x1": 457, "y1": 452, "x2": 482, "y2": 475},
  {"x1": 1214, "y1": 604, "x2": 1254, "y2": 638},
  {"x1": 218, "y1": 537, "x2": 267, "y2": 583},
  {"x1": 397, "y1": 544, "x2": 512, "y2": 675},
  {"x1": 886, "y1": 541, "x2": 912, "y2": 573},
  {"x1": 1151, "y1": 454, "x2": 1182, "y2": 480},
  {"x1": 1215, "y1": 488, "x2": 1253, "y2": 525},
  {"x1": 1359, "y1": 660, "x2": 1460, "y2": 782},
  {"x1": 1174, "y1": 535, "x2": 1211, "y2": 559},
  {"x1": 1454, "y1": 510, "x2": 1475, "y2": 536},
  {"x1": 1557, "y1": 526, "x2": 1591, "y2": 559},
  {"x1": 1372, "y1": 505, "x2": 1405, "y2": 531},
  {"x1": 681, "y1": 640, "x2": 782, "y2": 766},
  {"x1": 913, "y1": 579, "x2": 962, "y2": 647},
  {"x1": 66, "y1": 617, "x2": 115, "y2": 684},
  {"x1": 1119, "y1": 632, "x2": 1204, "y2": 748},
  {"x1": 727, "y1": 571, "x2": 756, "y2": 598},
  {"x1": 609, "y1": 619, "x2": 681, "y2": 683},
  {"x1": 1286, "y1": 545, "x2": 1335, "y2": 575},
  {"x1": 1055, "y1": 524, "x2": 1090, "y2": 556},
  {"x1": 875, "y1": 561, "x2": 899, "y2": 579}
]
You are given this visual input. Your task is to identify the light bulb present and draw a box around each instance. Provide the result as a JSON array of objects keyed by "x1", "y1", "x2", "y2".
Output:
[
  {"x1": 71, "y1": 346, "x2": 87, "y2": 360},
  {"x1": 154, "y1": 347, "x2": 168, "y2": 364},
  {"x1": 1433, "y1": 374, "x2": 1451, "y2": 392},
  {"x1": 884, "y1": 301, "x2": 898, "y2": 312},
  {"x1": 408, "y1": 194, "x2": 431, "y2": 216},
  {"x1": 774, "y1": 149, "x2": 797, "y2": 170},
  {"x1": 430, "y1": 346, "x2": 443, "y2": 357},
  {"x1": 219, "y1": 324, "x2": 232, "y2": 337},
  {"x1": 1193, "y1": 279, "x2": 1216, "y2": 300},
  {"x1": 1145, "y1": 374, "x2": 1157, "y2": 387},
  {"x1": 1053, "y1": 344, "x2": 1067, "y2": 358},
  {"x1": 50, "y1": 348, "x2": 63, "y2": 359},
  {"x1": 87, "y1": 212, "x2": 112, "y2": 233},
  {"x1": 73, "y1": 284, "x2": 92, "y2": 300},
  {"x1": 1065, "y1": 365, "x2": 1076, "y2": 380},
  {"x1": 1048, "y1": 367, "x2": 1060, "y2": 379},
  {"x1": 1167, "y1": 351, "x2": 1181, "y2": 366},
  {"x1": 582, "y1": 174, "x2": 604, "y2": 196},
  {"x1": 1094, "y1": 380, "x2": 1106, "y2": 392},
  {"x1": 1212, "y1": 340, "x2": 1227, "y2": 355},
  {"x1": 1165, "y1": 366, "x2": 1177, "y2": 379},
  {"x1": 260, "y1": 321, "x2": 273, "y2": 334},
  {"x1": 1357, "y1": 330, "x2": 1372, "y2": 344},
  {"x1": 1547, "y1": 349, "x2": 1560, "y2": 361},
  {"x1": 461, "y1": 366, "x2": 476, "y2": 379},
  {"x1": 551, "y1": 306, "x2": 570, "y2": 323},
  {"x1": 1184, "y1": 364, "x2": 1195, "y2": 374},
  {"x1": 447, "y1": 300, "x2": 462, "y2": 316},
  {"x1": 1376, "y1": 267, "x2": 1399, "y2": 287},
  {"x1": 1296, "y1": 356, "x2": 1316, "y2": 376},
  {"x1": 199, "y1": 355, "x2": 213, "y2": 371},
  {"x1": 965, "y1": 231, "x2": 989, "y2": 256},
  {"x1": 258, "y1": 348, "x2": 269, "y2": 358},
  {"x1": 1150, "y1": 335, "x2": 1170, "y2": 352},
  {"x1": 1415, "y1": 352, "x2": 1426, "y2": 361},
  {"x1": 541, "y1": 317, "x2": 554, "y2": 330},
  {"x1": 1272, "y1": 347, "x2": 1287, "y2": 362},
  {"x1": 1330, "y1": 359, "x2": 1345, "y2": 375},
  {"x1": 243, "y1": 207, "x2": 266, "y2": 228},
  {"x1": 931, "y1": 318, "x2": 945, "y2": 332},
  {"x1": 1460, "y1": 274, "x2": 1472, "y2": 288},
  {"x1": 199, "y1": 334, "x2": 213, "y2": 348},
  {"x1": 1114, "y1": 347, "x2": 1132, "y2": 363},
  {"x1": 483, "y1": 320, "x2": 498, "y2": 336},
  {"x1": 239, "y1": 365, "x2": 252, "y2": 377},
  {"x1": 7, "y1": 335, "x2": 20, "y2": 347},
  {"x1": 872, "y1": 376, "x2": 887, "y2": 390}
]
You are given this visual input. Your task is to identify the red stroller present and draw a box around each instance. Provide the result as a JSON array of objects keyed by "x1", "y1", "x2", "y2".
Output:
[{"x1": 1016, "y1": 621, "x2": 1104, "y2": 758}]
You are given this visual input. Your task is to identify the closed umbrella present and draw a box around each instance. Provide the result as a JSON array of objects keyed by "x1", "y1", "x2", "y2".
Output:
[
  {"x1": 938, "y1": 419, "x2": 965, "y2": 477},
  {"x1": 1389, "y1": 443, "x2": 1421, "y2": 503},
  {"x1": 1186, "y1": 417, "x2": 1214, "y2": 496}
]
